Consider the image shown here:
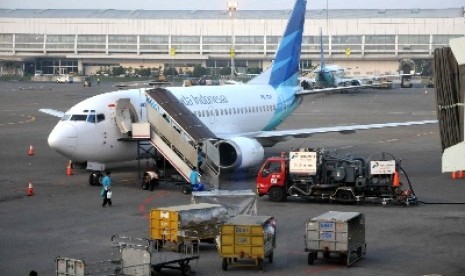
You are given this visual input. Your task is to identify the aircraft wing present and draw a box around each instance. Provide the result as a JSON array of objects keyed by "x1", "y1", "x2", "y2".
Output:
[
  {"x1": 39, "y1": 108, "x2": 65, "y2": 118},
  {"x1": 296, "y1": 84, "x2": 375, "y2": 96},
  {"x1": 238, "y1": 120, "x2": 437, "y2": 140}
]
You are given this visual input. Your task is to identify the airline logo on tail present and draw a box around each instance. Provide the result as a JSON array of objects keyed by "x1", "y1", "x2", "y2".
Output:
[{"x1": 251, "y1": 0, "x2": 307, "y2": 88}]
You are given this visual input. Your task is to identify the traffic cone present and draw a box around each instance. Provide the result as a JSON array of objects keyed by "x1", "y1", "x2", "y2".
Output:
[
  {"x1": 66, "y1": 160, "x2": 73, "y2": 176},
  {"x1": 392, "y1": 171, "x2": 400, "y2": 187},
  {"x1": 27, "y1": 181, "x2": 34, "y2": 196},
  {"x1": 28, "y1": 144, "x2": 35, "y2": 156},
  {"x1": 452, "y1": 171, "x2": 457, "y2": 180}
]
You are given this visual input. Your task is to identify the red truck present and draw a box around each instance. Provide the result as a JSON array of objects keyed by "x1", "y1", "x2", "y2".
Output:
[{"x1": 256, "y1": 149, "x2": 416, "y2": 205}]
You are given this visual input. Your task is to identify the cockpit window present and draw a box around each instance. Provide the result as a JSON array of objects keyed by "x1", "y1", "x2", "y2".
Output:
[
  {"x1": 96, "y1": 114, "x2": 105, "y2": 123},
  {"x1": 70, "y1": 115, "x2": 87, "y2": 121},
  {"x1": 61, "y1": 113, "x2": 104, "y2": 123},
  {"x1": 86, "y1": 114, "x2": 96, "y2": 123}
]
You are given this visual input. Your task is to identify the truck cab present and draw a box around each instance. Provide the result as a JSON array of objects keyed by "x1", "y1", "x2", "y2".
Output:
[
  {"x1": 257, "y1": 150, "x2": 318, "y2": 202},
  {"x1": 256, "y1": 156, "x2": 287, "y2": 201}
]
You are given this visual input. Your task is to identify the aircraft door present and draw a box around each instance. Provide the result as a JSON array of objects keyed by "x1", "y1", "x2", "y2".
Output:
[{"x1": 115, "y1": 98, "x2": 138, "y2": 135}]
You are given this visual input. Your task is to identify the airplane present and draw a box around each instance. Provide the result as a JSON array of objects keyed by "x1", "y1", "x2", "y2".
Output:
[
  {"x1": 299, "y1": 29, "x2": 416, "y2": 92},
  {"x1": 40, "y1": 0, "x2": 436, "y2": 184}
]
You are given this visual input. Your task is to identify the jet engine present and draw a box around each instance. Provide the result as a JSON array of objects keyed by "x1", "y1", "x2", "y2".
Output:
[{"x1": 216, "y1": 137, "x2": 264, "y2": 170}]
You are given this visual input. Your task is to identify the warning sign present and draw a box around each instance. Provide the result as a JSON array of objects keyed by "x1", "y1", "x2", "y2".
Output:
[
  {"x1": 289, "y1": 151, "x2": 317, "y2": 175},
  {"x1": 370, "y1": 160, "x2": 395, "y2": 175}
]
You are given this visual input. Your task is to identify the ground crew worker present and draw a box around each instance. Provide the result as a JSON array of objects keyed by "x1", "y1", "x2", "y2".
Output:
[
  {"x1": 189, "y1": 167, "x2": 204, "y2": 191},
  {"x1": 101, "y1": 170, "x2": 112, "y2": 207}
]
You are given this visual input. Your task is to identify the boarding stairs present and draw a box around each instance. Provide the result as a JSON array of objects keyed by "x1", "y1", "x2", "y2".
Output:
[{"x1": 145, "y1": 88, "x2": 221, "y2": 188}]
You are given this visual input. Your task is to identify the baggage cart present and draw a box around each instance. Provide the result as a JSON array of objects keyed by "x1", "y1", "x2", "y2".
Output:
[
  {"x1": 150, "y1": 203, "x2": 229, "y2": 245},
  {"x1": 305, "y1": 211, "x2": 366, "y2": 267},
  {"x1": 56, "y1": 235, "x2": 200, "y2": 276},
  {"x1": 112, "y1": 235, "x2": 199, "y2": 276},
  {"x1": 218, "y1": 215, "x2": 276, "y2": 271}
]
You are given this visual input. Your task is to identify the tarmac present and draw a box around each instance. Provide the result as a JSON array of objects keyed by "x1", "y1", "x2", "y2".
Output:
[{"x1": 1, "y1": 80, "x2": 464, "y2": 276}]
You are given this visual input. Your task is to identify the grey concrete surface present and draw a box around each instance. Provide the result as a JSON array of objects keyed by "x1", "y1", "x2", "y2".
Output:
[{"x1": 0, "y1": 81, "x2": 464, "y2": 276}]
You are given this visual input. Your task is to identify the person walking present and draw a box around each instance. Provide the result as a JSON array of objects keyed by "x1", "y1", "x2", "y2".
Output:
[
  {"x1": 101, "y1": 170, "x2": 112, "y2": 207},
  {"x1": 97, "y1": 77, "x2": 100, "y2": 86}
]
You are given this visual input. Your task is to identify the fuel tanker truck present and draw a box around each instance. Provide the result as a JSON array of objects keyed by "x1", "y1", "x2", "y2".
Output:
[{"x1": 256, "y1": 148, "x2": 417, "y2": 205}]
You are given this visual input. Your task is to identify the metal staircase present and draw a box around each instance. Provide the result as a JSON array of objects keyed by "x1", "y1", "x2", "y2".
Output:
[{"x1": 145, "y1": 88, "x2": 221, "y2": 187}]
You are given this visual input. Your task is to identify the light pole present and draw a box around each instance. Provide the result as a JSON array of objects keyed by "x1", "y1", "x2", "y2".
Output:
[{"x1": 228, "y1": 1, "x2": 237, "y2": 80}]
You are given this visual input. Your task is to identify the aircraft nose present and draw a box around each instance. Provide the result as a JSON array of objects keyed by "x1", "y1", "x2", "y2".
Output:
[{"x1": 48, "y1": 123, "x2": 78, "y2": 156}]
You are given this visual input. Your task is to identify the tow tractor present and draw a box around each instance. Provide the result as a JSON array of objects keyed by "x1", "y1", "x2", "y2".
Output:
[{"x1": 256, "y1": 148, "x2": 417, "y2": 205}]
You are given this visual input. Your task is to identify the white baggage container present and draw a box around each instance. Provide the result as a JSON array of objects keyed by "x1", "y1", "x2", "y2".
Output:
[{"x1": 304, "y1": 211, "x2": 366, "y2": 267}]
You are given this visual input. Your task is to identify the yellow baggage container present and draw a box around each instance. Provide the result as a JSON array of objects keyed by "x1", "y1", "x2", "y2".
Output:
[
  {"x1": 150, "y1": 203, "x2": 228, "y2": 244},
  {"x1": 219, "y1": 215, "x2": 276, "y2": 271}
]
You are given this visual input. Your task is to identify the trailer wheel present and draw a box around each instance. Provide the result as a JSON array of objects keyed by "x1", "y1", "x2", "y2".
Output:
[
  {"x1": 222, "y1": 258, "x2": 228, "y2": 270},
  {"x1": 258, "y1": 258, "x2": 264, "y2": 271},
  {"x1": 336, "y1": 190, "x2": 354, "y2": 203},
  {"x1": 89, "y1": 172, "x2": 102, "y2": 186},
  {"x1": 268, "y1": 187, "x2": 285, "y2": 202},
  {"x1": 308, "y1": 252, "x2": 315, "y2": 265},
  {"x1": 181, "y1": 264, "x2": 191, "y2": 276}
]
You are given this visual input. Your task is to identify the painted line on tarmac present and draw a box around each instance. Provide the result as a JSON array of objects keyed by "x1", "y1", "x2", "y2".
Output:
[
  {"x1": 138, "y1": 190, "x2": 170, "y2": 219},
  {"x1": 0, "y1": 115, "x2": 36, "y2": 126}
]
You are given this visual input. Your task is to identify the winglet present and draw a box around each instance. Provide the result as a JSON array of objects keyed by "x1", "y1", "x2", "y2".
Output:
[
  {"x1": 249, "y1": 0, "x2": 307, "y2": 88},
  {"x1": 39, "y1": 108, "x2": 65, "y2": 118}
]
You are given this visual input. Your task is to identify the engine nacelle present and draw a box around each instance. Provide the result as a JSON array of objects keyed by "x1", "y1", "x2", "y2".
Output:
[{"x1": 216, "y1": 137, "x2": 264, "y2": 170}]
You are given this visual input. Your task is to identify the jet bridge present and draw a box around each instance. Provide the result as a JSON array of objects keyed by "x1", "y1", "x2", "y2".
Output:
[
  {"x1": 433, "y1": 37, "x2": 465, "y2": 172},
  {"x1": 145, "y1": 87, "x2": 220, "y2": 185}
]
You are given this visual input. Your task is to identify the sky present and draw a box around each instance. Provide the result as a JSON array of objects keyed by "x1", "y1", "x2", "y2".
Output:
[{"x1": 0, "y1": 0, "x2": 463, "y2": 10}]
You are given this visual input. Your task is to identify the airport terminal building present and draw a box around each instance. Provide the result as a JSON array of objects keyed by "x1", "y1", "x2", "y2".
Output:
[{"x1": 0, "y1": 7, "x2": 463, "y2": 77}]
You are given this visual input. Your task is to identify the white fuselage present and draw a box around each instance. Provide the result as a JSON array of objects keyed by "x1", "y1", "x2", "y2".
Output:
[{"x1": 47, "y1": 84, "x2": 299, "y2": 163}]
